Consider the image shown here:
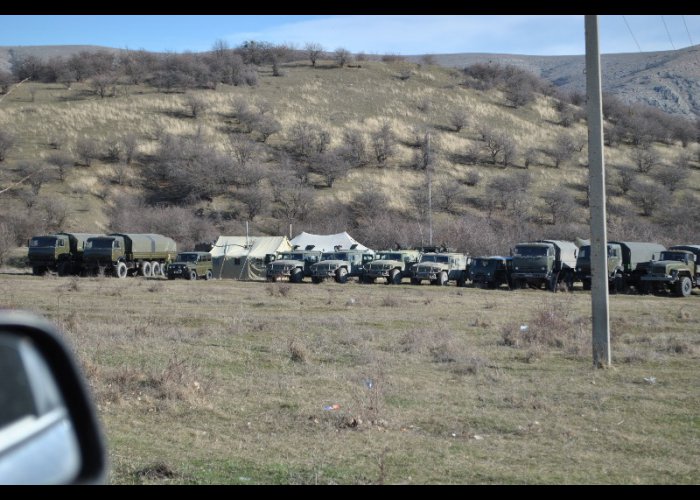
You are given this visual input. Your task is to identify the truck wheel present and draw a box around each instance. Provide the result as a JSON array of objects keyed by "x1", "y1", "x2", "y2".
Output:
[
  {"x1": 335, "y1": 268, "x2": 348, "y2": 284},
  {"x1": 189, "y1": 270, "x2": 197, "y2": 281},
  {"x1": 141, "y1": 261, "x2": 152, "y2": 278},
  {"x1": 115, "y1": 262, "x2": 128, "y2": 279},
  {"x1": 205, "y1": 270, "x2": 213, "y2": 281},
  {"x1": 389, "y1": 269, "x2": 402, "y2": 285},
  {"x1": 290, "y1": 268, "x2": 303, "y2": 283},
  {"x1": 437, "y1": 271, "x2": 448, "y2": 286},
  {"x1": 676, "y1": 276, "x2": 692, "y2": 297},
  {"x1": 151, "y1": 262, "x2": 161, "y2": 277}
]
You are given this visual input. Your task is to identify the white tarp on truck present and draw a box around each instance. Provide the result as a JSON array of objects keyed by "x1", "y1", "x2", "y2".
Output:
[
  {"x1": 211, "y1": 235, "x2": 292, "y2": 280},
  {"x1": 289, "y1": 232, "x2": 370, "y2": 253}
]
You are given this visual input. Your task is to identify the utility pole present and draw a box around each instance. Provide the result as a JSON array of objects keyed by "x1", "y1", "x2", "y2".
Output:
[
  {"x1": 585, "y1": 15, "x2": 611, "y2": 367},
  {"x1": 426, "y1": 132, "x2": 433, "y2": 246}
]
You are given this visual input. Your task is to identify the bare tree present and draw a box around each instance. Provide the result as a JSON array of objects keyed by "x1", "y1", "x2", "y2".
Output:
[
  {"x1": 540, "y1": 188, "x2": 574, "y2": 225},
  {"x1": 548, "y1": 132, "x2": 578, "y2": 168},
  {"x1": 184, "y1": 93, "x2": 208, "y2": 118},
  {"x1": 46, "y1": 151, "x2": 73, "y2": 182},
  {"x1": 371, "y1": 122, "x2": 396, "y2": 166},
  {"x1": 121, "y1": 133, "x2": 138, "y2": 165},
  {"x1": 305, "y1": 42, "x2": 324, "y2": 68},
  {"x1": 629, "y1": 180, "x2": 669, "y2": 216},
  {"x1": 339, "y1": 129, "x2": 369, "y2": 167},
  {"x1": 449, "y1": 109, "x2": 469, "y2": 132},
  {"x1": 334, "y1": 48, "x2": 351, "y2": 68},
  {"x1": 434, "y1": 178, "x2": 463, "y2": 214},
  {"x1": 309, "y1": 151, "x2": 351, "y2": 188},
  {"x1": 253, "y1": 115, "x2": 281, "y2": 143},
  {"x1": 273, "y1": 180, "x2": 316, "y2": 225},
  {"x1": 90, "y1": 73, "x2": 116, "y2": 98},
  {"x1": 17, "y1": 162, "x2": 50, "y2": 195},
  {"x1": 615, "y1": 166, "x2": 636, "y2": 196},
  {"x1": 236, "y1": 185, "x2": 272, "y2": 220},
  {"x1": 631, "y1": 144, "x2": 660, "y2": 174},
  {"x1": 0, "y1": 129, "x2": 15, "y2": 162},
  {"x1": 228, "y1": 134, "x2": 260, "y2": 166},
  {"x1": 287, "y1": 122, "x2": 331, "y2": 160},
  {"x1": 653, "y1": 163, "x2": 686, "y2": 192},
  {"x1": 74, "y1": 137, "x2": 99, "y2": 167},
  {"x1": 479, "y1": 127, "x2": 509, "y2": 165}
]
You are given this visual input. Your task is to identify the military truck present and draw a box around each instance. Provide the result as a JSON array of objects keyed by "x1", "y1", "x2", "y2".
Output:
[
  {"x1": 575, "y1": 241, "x2": 665, "y2": 292},
  {"x1": 309, "y1": 248, "x2": 375, "y2": 284},
  {"x1": 411, "y1": 252, "x2": 470, "y2": 286},
  {"x1": 266, "y1": 247, "x2": 323, "y2": 283},
  {"x1": 511, "y1": 240, "x2": 578, "y2": 291},
  {"x1": 469, "y1": 256, "x2": 513, "y2": 289},
  {"x1": 639, "y1": 245, "x2": 700, "y2": 297},
  {"x1": 83, "y1": 233, "x2": 177, "y2": 278},
  {"x1": 166, "y1": 252, "x2": 213, "y2": 281},
  {"x1": 362, "y1": 249, "x2": 422, "y2": 284},
  {"x1": 27, "y1": 232, "x2": 103, "y2": 276}
]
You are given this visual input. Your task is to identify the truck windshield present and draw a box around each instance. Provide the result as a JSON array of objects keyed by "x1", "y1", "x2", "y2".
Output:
[
  {"x1": 279, "y1": 253, "x2": 304, "y2": 261},
  {"x1": 29, "y1": 237, "x2": 57, "y2": 247},
  {"x1": 515, "y1": 246, "x2": 547, "y2": 257},
  {"x1": 377, "y1": 253, "x2": 402, "y2": 261},
  {"x1": 421, "y1": 255, "x2": 449, "y2": 263},
  {"x1": 86, "y1": 239, "x2": 114, "y2": 249},
  {"x1": 176, "y1": 253, "x2": 199, "y2": 262},
  {"x1": 660, "y1": 252, "x2": 690, "y2": 262}
]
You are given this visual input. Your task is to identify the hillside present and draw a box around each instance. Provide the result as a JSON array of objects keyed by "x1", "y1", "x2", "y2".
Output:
[
  {"x1": 408, "y1": 44, "x2": 700, "y2": 117},
  {"x1": 0, "y1": 56, "x2": 699, "y2": 261}
]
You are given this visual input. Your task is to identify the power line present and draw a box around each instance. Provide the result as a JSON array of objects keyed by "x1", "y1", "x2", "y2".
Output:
[
  {"x1": 661, "y1": 16, "x2": 676, "y2": 50},
  {"x1": 682, "y1": 15, "x2": 695, "y2": 46},
  {"x1": 622, "y1": 15, "x2": 643, "y2": 52}
]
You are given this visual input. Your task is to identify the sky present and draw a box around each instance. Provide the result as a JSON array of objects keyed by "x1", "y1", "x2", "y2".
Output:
[{"x1": 0, "y1": 15, "x2": 698, "y2": 56}]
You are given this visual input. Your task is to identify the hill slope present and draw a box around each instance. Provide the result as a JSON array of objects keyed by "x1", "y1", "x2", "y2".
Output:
[{"x1": 408, "y1": 44, "x2": 700, "y2": 117}]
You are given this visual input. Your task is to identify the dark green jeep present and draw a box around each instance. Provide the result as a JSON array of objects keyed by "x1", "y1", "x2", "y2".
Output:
[{"x1": 166, "y1": 252, "x2": 213, "y2": 281}]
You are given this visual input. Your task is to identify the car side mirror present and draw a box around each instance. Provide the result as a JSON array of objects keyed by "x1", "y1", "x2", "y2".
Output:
[{"x1": 0, "y1": 311, "x2": 106, "y2": 484}]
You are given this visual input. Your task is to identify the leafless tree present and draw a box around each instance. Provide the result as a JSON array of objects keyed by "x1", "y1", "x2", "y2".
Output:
[
  {"x1": 631, "y1": 144, "x2": 660, "y2": 174},
  {"x1": 309, "y1": 151, "x2": 352, "y2": 188},
  {"x1": 434, "y1": 178, "x2": 464, "y2": 214},
  {"x1": 287, "y1": 122, "x2": 330, "y2": 160},
  {"x1": 184, "y1": 93, "x2": 208, "y2": 118},
  {"x1": 339, "y1": 129, "x2": 369, "y2": 167},
  {"x1": 46, "y1": 151, "x2": 73, "y2": 182},
  {"x1": 653, "y1": 163, "x2": 686, "y2": 192},
  {"x1": 0, "y1": 129, "x2": 15, "y2": 162},
  {"x1": 540, "y1": 188, "x2": 574, "y2": 225},
  {"x1": 449, "y1": 109, "x2": 469, "y2": 132},
  {"x1": 334, "y1": 48, "x2": 351, "y2": 68},
  {"x1": 548, "y1": 132, "x2": 578, "y2": 168},
  {"x1": 615, "y1": 166, "x2": 636, "y2": 196},
  {"x1": 74, "y1": 137, "x2": 99, "y2": 167},
  {"x1": 236, "y1": 185, "x2": 272, "y2": 220},
  {"x1": 90, "y1": 73, "x2": 116, "y2": 98},
  {"x1": 629, "y1": 180, "x2": 669, "y2": 216},
  {"x1": 228, "y1": 134, "x2": 260, "y2": 166},
  {"x1": 371, "y1": 122, "x2": 396, "y2": 166},
  {"x1": 305, "y1": 42, "x2": 324, "y2": 67}
]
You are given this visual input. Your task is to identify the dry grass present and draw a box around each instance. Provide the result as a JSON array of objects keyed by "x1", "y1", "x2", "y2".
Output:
[{"x1": 1, "y1": 271, "x2": 698, "y2": 484}]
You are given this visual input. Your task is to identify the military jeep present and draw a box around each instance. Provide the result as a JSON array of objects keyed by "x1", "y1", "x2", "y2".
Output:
[
  {"x1": 166, "y1": 252, "x2": 213, "y2": 281},
  {"x1": 266, "y1": 248, "x2": 323, "y2": 283},
  {"x1": 411, "y1": 252, "x2": 470, "y2": 286},
  {"x1": 309, "y1": 248, "x2": 374, "y2": 284},
  {"x1": 362, "y1": 249, "x2": 422, "y2": 284}
]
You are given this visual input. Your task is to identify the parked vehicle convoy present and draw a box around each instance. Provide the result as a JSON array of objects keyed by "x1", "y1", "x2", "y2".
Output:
[
  {"x1": 575, "y1": 241, "x2": 665, "y2": 292},
  {"x1": 469, "y1": 256, "x2": 513, "y2": 289},
  {"x1": 166, "y1": 252, "x2": 213, "y2": 281},
  {"x1": 266, "y1": 247, "x2": 323, "y2": 283},
  {"x1": 511, "y1": 240, "x2": 578, "y2": 291},
  {"x1": 27, "y1": 232, "x2": 103, "y2": 276},
  {"x1": 639, "y1": 245, "x2": 700, "y2": 297},
  {"x1": 83, "y1": 233, "x2": 177, "y2": 278},
  {"x1": 362, "y1": 249, "x2": 422, "y2": 284},
  {"x1": 309, "y1": 247, "x2": 375, "y2": 284},
  {"x1": 411, "y1": 252, "x2": 470, "y2": 286}
]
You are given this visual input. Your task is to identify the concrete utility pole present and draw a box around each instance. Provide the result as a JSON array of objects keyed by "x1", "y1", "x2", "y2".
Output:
[
  {"x1": 426, "y1": 132, "x2": 433, "y2": 246},
  {"x1": 585, "y1": 15, "x2": 611, "y2": 367}
]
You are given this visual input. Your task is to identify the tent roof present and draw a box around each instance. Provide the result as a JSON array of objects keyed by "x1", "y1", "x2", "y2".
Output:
[
  {"x1": 210, "y1": 235, "x2": 291, "y2": 258},
  {"x1": 289, "y1": 232, "x2": 370, "y2": 253}
]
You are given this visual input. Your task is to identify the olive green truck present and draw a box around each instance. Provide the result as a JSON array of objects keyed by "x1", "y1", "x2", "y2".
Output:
[
  {"x1": 83, "y1": 233, "x2": 177, "y2": 278},
  {"x1": 639, "y1": 245, "x2": 700, "y2": 297},
  {"x1": 27, "y1": 232, "x2": 103, "y2": 276}
]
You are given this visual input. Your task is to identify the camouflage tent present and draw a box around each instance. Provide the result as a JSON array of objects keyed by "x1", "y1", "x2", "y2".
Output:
[
  {"x1": 211, "y1": 235, "x2": 292, "y2": 280},
  {"x1": 289, "y1": 232, "x2": 371, "y2": 253}
]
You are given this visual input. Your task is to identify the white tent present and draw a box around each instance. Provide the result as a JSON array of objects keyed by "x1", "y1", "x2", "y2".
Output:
[
  {"x1": 211, "y1": 235, "x2": 292, "y2": 280},
  {"x1": 289, "y1": 232, "x2": 371, "y2": 253}
]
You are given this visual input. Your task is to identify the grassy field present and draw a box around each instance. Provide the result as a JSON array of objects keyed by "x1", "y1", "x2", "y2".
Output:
[{"x1": 1, "y1": 269, "x2": 698, "y2": 484}]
